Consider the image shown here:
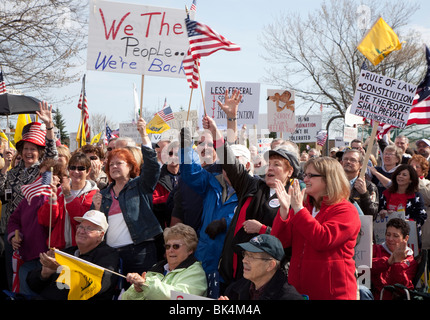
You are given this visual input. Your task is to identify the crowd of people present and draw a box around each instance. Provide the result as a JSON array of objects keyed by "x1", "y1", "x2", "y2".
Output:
[{"x1": 0, "y1": 94, "x2": 429, "y2": 301}]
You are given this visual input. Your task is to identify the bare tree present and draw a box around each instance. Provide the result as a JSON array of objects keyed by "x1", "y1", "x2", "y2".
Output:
[
  {"x1": 260, "y1": 0, "x2": 426, "y2": 118},
  {"x1": 0, "y1": 0, "x2": 88, "y2": 95}
]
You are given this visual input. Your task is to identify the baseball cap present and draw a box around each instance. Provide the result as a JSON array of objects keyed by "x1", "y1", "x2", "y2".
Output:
[
  {"x1": 237, "y1": 234, "x2": 285, "y2": 261},
  {"x1": 230, "y1": 144, "x2": 251, "y2": 162},
  {"x1": 416, "y1": 139, "x2": 430, "y2": 147},
  {"x1": 74, "y1": 210, "x2": 109, "y2": 232},
  {"x1": 264, "y1": 147, "x2": 300, "y2": 178}
]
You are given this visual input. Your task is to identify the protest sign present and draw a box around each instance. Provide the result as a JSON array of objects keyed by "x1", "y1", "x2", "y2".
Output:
[
  {"x1": 87, "y1": 0, "x2": 189, "y2": 77},
  {"x1": 204, "y1": 81, "x2": 260, "y2": 125},
  {"x1": 267, "y1": 89, "x2": 296, "y2": 133},
  {"x1": 284, "y1": 114, "x2": 322, "y2": 143},
  {"x1": 119, "y1": 122, "x2": 142, "y2": 144},
  {"x1": 355, "y1": 215, "x2": 373, "y2": 268},
  {"x1": 343, "y1": 126, "x2": 358, "y2": 142},
  {"x1": 373, "y1": 213, "x2": 419, "y2": 257},
  {"x1": 350, "y1": 70, "x2": 417, "y2": 128}
]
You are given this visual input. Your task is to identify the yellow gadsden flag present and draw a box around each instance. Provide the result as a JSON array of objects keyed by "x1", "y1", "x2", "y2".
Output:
[
  {"x1": 146, "y1": 113, "x2": 171, "y2": 134},
  {"x1": 54, "y1": 249, "x2": 104, "y2": 300},
  {"x1": 357, "y1": 17, "x2": 402, "y2": 66}
]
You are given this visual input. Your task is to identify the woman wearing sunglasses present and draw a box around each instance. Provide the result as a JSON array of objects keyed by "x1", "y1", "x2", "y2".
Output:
[
  {"x1": 271, "y1": 156, "x2": 361, "y2": 300},
  {"x1": 91, "y1": 117, "x2": 162, "y2": 280},
  {"x1": 38, "y1": 152, "x2": 99, "y2": 250},
  {"x1": 121, "y1": 223, "x2": 207, "y2": 300}
]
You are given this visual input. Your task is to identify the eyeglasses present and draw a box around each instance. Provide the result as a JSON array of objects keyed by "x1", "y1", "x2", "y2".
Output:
[
  {"x1": 77, "y1": 225, "x2": 103, "y2": 233},
  {"x1": 242, "y1": 251, "x2": 272, "y2": 261},
  {"x1": 342, "y1": 157, "x2": 359, "y2": 163},
  {"x1": 164, "y1": 243, "x2": 185, "y2": 250},
  {"x1": 110, "y1": 161, "x2": 126, "y2": 167},
  {"x1": 303, "y1": 173, "x2": 324, "y2": 179},
  {"x1": 89, "y1": 156, "x2": 99, "y2": 160},
  {"x1": 68, "y1": 166, "x2": 87, "y2": 171},
  {"x1": 384, "y1": 153, "x2": 396, "y2": 157}
]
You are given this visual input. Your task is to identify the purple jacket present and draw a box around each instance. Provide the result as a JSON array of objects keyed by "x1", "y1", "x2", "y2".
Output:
[{"x1": 7, "y1": 196, "x2": 49, "y2": 262}]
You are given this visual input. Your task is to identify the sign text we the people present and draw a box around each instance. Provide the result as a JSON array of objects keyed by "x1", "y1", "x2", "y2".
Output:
[
  {"x1": 350, "y1": 70, "x2": 417, "y2": 128},
  {"x1": 87, "y1": 0, "x2": 189, "y2": 77}
]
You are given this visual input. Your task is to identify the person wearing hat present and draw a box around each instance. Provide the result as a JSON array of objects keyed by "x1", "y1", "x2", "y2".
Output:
[
  {"x1": 201, "y1": 90, "x2": 301, "y2": 291},
  {"x1": 0, "y1": 101, "x2": 58, "y2": 290},
  {"x1": 218, "y1": 234, "x2": 302, "y2": 300},
  {"x1": 26, "y1": 210, "x2": 120, "y2": 300},
  {"x1": 416, "y1": 138, "x2": 430, "y2": 179}
]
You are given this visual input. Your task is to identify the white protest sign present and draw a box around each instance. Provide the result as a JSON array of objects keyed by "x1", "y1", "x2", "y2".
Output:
[
  {"x1": 267, "y1": 89, "x2": 296, "y2": 133},
  {"x1": 204, "y1": 81, "x2": 260, "y2": 125},
  {"x1": 168, "y1": 110, "x2": 198, "y2": 131},
  {"x1": 87, "y1": 0, "x2": 189, "y2": 77},
  {"x1": 284, "y1": 114, "x2": 322, "y2": 143},
  {"x1": 119, "y1": 122, "x2": 142, "y2": 144},
  {"x1": 343, "y1": 126, "x2": 358, "y2": 142},
  {"x1": 355, "y1": 215, "x2": 373, "y2": 268},
  {"x1": 373, "y1": 213, "x2": 419, "y2": 257},
  {"x1": 350, "y1": 70, "x2": 417, "y2": 128},
  {"x1": 335, "y1": 136, "x2": 349, "y2": 148}
]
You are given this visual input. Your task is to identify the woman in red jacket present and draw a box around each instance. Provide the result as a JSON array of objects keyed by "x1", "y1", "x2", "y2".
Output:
[
  {"x1": 271, "y1": 156, "x2": 361, "y2": 300},
  {"x1": 38, "y1": 152, "x2": 99, "y2": 249}
]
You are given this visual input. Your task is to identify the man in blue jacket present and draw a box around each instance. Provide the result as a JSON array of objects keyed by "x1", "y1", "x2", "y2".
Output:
[{"x1": 180, "y1": 129, "x2": 252, "y2": 298}]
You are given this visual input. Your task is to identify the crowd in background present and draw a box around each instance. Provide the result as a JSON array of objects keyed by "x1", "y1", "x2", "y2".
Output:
[{"x1": 0, "y1": 95, "x2": 429, "y2": 300}]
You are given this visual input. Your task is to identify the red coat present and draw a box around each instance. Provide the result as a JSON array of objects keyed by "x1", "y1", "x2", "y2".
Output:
[
  {"x1": 371, "y1": 243, "x2": 417, "y2": 300},
  {"x1": 271, "y1": 197, "x2": 361, "y2": 300},
  {"x1": 38, "y1": 181, "x2": 98, "y2": 249}
]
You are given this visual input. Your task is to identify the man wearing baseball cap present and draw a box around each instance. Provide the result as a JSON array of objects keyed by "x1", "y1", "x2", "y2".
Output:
[
  {"x1": 219, "y1": 234, "x2": 303, "y2": 300},
  {"x1": 26, "y1": 210, "x2": 120, "y2": 300}
]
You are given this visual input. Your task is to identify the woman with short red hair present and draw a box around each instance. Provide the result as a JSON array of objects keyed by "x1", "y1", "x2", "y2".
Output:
[{"x1": 92, "y1": 118, "x2": 162, "y2": 279}]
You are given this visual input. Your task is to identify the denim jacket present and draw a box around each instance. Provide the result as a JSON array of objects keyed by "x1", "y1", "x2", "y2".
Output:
[{"x1": 93, "y1": 145, "x2": 162, "y2": 244}]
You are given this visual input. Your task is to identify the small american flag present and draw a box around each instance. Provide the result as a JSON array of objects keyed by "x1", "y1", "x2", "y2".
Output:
[
  {"x1": 185, "y1": 17, "x2": 240, "y2": 60},
  {"x1": 77, "y1": 75, "x2": 90, "y2": 141},
  {"x1": 157, "y1": 106, "x2": 174, "y2": 122},
  {"x1": 21, "y1": 171, "x2": 52, "y2": 204},
  {"x1": 190, "y1": 0, "x2": 197, "y2": 13},
  {"x1": 316, "y1": 130, "x2": 328, "y2": 146},
  {"x1": 0, "y1": 70, "x2": 6, "y2": 94}
]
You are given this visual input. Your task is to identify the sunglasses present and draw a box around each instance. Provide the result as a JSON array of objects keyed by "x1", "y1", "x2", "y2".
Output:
[
  {"x1": 68, "y1": 166, "x2": 87, "y2": 171},
  {"x1": 164, "y1": 243, "x2": 184, "y2": 250},
  {"x1": 89, "y1": 156, "x2": 99, "y2": 160}
]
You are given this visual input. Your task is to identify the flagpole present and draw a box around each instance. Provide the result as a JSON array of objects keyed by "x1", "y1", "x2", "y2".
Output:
[
  {"x1": 197, "y1": 66, "x2": 207, "y2": 116},
  {"x1": 187, "y1": 88, "x2": 194, "y2": 121},
  {"x1": 48, "y1": 167, "x2": 54, "y2": 249},
  {"x1": 359, "y1": 120, "x2": 379, "y2": 180},
  {"x1": 140, "y1": 75, "x2": 144, "y2": 118}
]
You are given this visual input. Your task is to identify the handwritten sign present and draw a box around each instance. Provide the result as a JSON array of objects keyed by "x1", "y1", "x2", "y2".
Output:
[
  {"x1": 87, "y1": 0, "x2": 189, "y2": 77},
  {"x1": 204, "y1": 81, "x2": 260, "y2": 125},
  {"x1": 267, "y1": 89, "x2": 296, "y2": 133},
  {"x1": 284, "y1": 115, "x2": 322, "y2": 143},
  {"x1": 350, "y1": 70, "x2": 417, "y2": 128}
]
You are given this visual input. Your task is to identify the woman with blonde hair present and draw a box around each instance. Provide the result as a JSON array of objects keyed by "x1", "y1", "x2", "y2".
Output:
[{"x1": 271, "y1": 156, "x2": 361, "y2": 300}]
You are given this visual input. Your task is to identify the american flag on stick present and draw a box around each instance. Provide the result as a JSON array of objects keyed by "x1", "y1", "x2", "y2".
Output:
[
  {"x1": 77, "y1": 75, "x2": 90, "y2": 141},
  {"x1": 0, "y1": 70, "x2": 6, "y2": 94},
  {"x1": 21, "y1": 171, "x2": 52, "y2": 204},
  {"x1": 185, "y1": 17, "x2": 240, "y2": 60},
  {"x1": 157, "y1": 106, "x2": 174, "y2": 122}
]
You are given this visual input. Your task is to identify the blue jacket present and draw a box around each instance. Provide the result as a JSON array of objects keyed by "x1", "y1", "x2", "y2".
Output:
[
  {"x1": 180, "y1": 146, "x2": 236, "y2": 274},
  {"x1": 93, "y1": 145, "x2": 162, "y2": 244}
]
